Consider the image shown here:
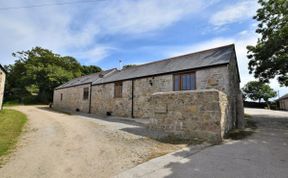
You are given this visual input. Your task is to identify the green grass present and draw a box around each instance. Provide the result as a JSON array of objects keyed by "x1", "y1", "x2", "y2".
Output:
[
  {"x1": 0, "y1": 109, "x2": 27, "y2": 158},
  {"x1": 3, "y1": 100, "x2": 21, "y2": 107}
]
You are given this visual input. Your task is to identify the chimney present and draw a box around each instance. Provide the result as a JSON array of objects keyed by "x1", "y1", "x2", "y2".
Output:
[
  {"x1": 99, "y1": 73, "x2": 104, "y2": 78},
  {"x1": 119, "y1": 60, "x2": 123, "y2": 70}
]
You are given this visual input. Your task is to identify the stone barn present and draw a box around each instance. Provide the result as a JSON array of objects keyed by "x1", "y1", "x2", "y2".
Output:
[
  {"x1": 277, "y1": 94, "x2": 288, "y2": 111},
  {"x1": 53, "y1": 44, "x2": 244, "y2": 143},
  {"x1": 0, "y1": 65, "x2": 7, "y2": 110}
]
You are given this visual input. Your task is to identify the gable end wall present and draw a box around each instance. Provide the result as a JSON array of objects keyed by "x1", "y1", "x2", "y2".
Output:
[{"x1": 53, "y1": 83, "x2": 91, "y2": 113}]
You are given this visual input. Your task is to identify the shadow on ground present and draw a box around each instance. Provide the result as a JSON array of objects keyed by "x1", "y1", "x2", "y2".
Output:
[
  {"x1": 160, "y1": 109, "x2": 288, "y2": 178},
  {"x1": 224, "y1": 119, "x2": 257, "y2": 140}
]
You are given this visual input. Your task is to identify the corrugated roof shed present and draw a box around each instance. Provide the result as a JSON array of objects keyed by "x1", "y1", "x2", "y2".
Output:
[
  {"x1": 55, "y1": 68, "x2": 116, "y2": 90},
  {"x1": 92, "y1": 44, "x2": 235, "y2": 85}
]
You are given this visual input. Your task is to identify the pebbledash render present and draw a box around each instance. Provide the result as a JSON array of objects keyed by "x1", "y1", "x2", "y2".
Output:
[
  {"x1": 53, "y1": 44, "x2": 244, "y2": 143},
  {"x1": 0, "y1": 65, "x2": 7, "y2": 110}
]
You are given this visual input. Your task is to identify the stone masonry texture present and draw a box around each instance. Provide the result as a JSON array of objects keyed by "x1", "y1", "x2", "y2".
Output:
[
  {"x1": 279, "y1": 98, "x2": 288, "y2": 111},
  {"x1": 90, "y1": 81, "x2": 132, "y2": 117},
  {"x1": 53, "y1": 84, "x2": 91, "y2": 113},
  {"x1": 149, "y1": 90, "x2": 228, "y2": 144},
  {"x1": 53, "y1": 58, "x2": 244, "y2": 141}
]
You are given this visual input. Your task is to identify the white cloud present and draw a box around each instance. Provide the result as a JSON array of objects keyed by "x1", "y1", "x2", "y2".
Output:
[
  {"x1": 0, "y1": 0, "x2": 217, "y2": 65},
  {"x1": 210, "y1": 0, "x2": 258, "y2": 26},
  {"x1": 74, "y1": 46, "x2": 116, "y2": 65},
  {"x1": 94, "y1": 0, "x2": 208, "y2": 34}
]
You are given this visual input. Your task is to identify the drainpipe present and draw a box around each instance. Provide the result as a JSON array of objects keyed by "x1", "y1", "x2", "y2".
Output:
[
  {"x1": 88, "y1": 83, "x2": 92, "y2": 114},
  {"x1": 131, "y1": 80, "x2": 134, "y2": 118}
]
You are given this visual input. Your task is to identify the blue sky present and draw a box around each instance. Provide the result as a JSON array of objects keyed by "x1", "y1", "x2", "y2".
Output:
[{"x1": 0, "y1": 0, "x2": 287, "y2": 97}]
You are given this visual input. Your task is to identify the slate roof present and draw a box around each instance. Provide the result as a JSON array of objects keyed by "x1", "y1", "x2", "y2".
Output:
[
  {"x1": 55, "y1": 44, "x2": 236, "y2": 90},
  {"x1": 92, "y1": 44, "x2": 235, "y2": 85},
  {"x1": 277, "y1": 93, "x2": 288, "y2": 101},
  {"x1": 55, "y1": 68, "x2": 116, "y2": 89}
]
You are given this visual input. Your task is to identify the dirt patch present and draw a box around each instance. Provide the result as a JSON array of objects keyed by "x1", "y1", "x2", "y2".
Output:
[
  {"x1": 156, "y1": 135, "x2": 205, "y2": 145},
  {"x1": 224, "y1": 119, "x2": 257, "y2": 140}
]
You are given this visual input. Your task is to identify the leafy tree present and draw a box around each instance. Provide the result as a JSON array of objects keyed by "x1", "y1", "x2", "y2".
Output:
[
  {"x1": 123, "y1": 64, "x2": 137, "y2": 69},
  {"x1": 81, "y1": 65, "x2": 102, "y2": 75},
  {"x1": 5, "y1": 47, "x2": 102, "y2": 103},
  {"x1": 242, "y1": 81, "x2": 277, "y2": 107},
  {"x1": 247, "y1": 0, "x2": 288, "y2": 86}
]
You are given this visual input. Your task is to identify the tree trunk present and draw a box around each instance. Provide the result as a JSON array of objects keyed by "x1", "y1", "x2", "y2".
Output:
[{"x1": 265, "y1": 100, "x2": 270, "y2": 109}]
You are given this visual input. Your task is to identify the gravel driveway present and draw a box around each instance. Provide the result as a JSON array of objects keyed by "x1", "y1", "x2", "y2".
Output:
[{"x1": 0, "y1": 106, "x2": 183, "y2": 178}]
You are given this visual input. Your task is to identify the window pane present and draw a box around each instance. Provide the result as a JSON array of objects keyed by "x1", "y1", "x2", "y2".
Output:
[
  {"x1": 191, "y1": 73, "x2": 196, "y2": 89},
  {"x1": 182, "y1": 74, "x2": 189, "y2": 90},
  {"x1": 174, "y1": 75, "x2": 180, "y2": 91},
  {"x1": 83, "y1": 87, "x2": 89, "y2": 100},
  {"x1": 187, "y1": 74, "x2": 192, "y2": 90},
  {"x1": 182, "y1": 75, "x2": 185, "y2": 90},
  {"x1": 114, "y1": 82, "x2": 122, "y2": 98},
  {"x1": 174, "y1": 72, "x2": 195, "y2": 91}
]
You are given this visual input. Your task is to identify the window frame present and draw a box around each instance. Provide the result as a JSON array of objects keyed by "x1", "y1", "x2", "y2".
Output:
[
  {"x1": 83, "y1": 87, "x2": 89, "y2": 100},
  {"x1": 173, "y1": 71, "x2": 196, "y2": 91},
  {"x1": 60, "y1": 93, "x2": 63, "y2": 101},
  {"x1": 114, "y1": 81, "x2": 123, "y2": 98}
]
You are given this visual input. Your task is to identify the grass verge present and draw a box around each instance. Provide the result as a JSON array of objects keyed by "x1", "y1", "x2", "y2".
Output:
[
  {"x1": 3, "y1": 101, "x2": 21, "y2": 107},
  {"x1": 0, "y1": 109, "x2": 27, "y2": 159}
]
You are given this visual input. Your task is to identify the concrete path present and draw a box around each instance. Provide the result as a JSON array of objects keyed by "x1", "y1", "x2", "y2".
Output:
[{"x1": 115, "y1": 108, "x2": 288, "y2": 178}]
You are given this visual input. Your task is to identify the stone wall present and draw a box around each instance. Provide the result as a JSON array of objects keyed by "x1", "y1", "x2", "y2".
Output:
[
  {"x1": 53, "y1": 63, "x2": 242, "y2": 136},
  {"x1": 53, "y1": 84, "x2": 91, "y2": 113},
  {"x1": 195, "y1": 57, "x2": 244, "y2": 130},
  {"x1": 149, "y1": 90, "x2": 228, "y2": 143},
  {"x1": 89, "y1": 75, "x2": 172, "y2": 117},
  {"x1": 227, "y1": 55, "x2": 244, "y2": 129},
  {"x1": 90, "y1": 81, "x2": 132, "y2": 117},
  {"x1": 133, "y1": 75, "x2": 173, "y2": 118},
  {"x1": 279, "y1": 99, "x2": 288, "y2": 111},
  {"x1": 195, "y1": 65, "x2": 241, "y2": 133},
  {"x1": 0, "y1": 69, "x2": 6, "y2": 110},
  {"x1": 196, "y1": 65, "x2": 229, "y2": 94}
]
